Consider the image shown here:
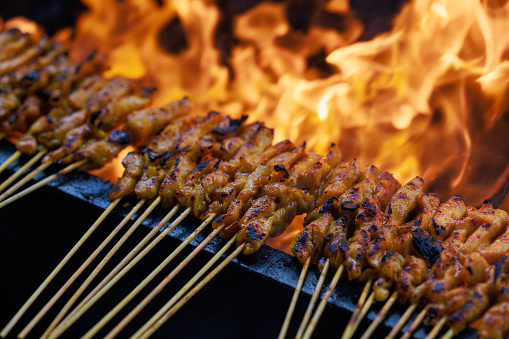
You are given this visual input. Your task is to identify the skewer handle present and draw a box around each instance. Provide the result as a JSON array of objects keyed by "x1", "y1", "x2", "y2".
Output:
[
  {"x1": 131, "y1": 235, "x2": 238, "y2": 339},
  {"x1": 0, "y1": 198, "x2": 120, "y2": 338},
  {"x1": 278, "y1": 257, "x2": 311, "y2": 339},
  {"x1": 295, "y1": 259, "x2": 330, "y2": 339},
  {"x1": 0, "y1": 159, "x2": 86, "y2": 208},
  {"x1": 137, "y1": 244, "x2": 246, "y2": 339},
  {"x1": 0, "y1": 150, "x2": 21, "y2": 175},
  {"x1": 302, "y1": 264, "x2": 344, "y2": 339}
]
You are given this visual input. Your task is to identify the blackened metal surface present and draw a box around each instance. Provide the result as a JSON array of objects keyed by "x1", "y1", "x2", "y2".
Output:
[{"x1": 0, "y1": 140, "x2": 477, "y2": 339}]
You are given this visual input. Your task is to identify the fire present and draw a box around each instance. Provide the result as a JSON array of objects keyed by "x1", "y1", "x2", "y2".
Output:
[{"x1": 6, "y1": 0, "x2": 509, "y2": 252}]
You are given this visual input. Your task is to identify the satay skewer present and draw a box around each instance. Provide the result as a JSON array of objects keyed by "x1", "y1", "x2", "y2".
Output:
[
  {"x1": 0, "y1": 197, "x2": 121, "y2": 338},
  {"x1": 0, "y1": 149, "x2": 21, "y2": 174},
  {"x1": 132, "y1": 236, "x2": 243, "y2": 339},
  {"x1": 295, "y1": 259, "x2": 331, "y2": 339},
  {"x1": 0, "y1": 148, "x2": 47, "y2": 193},
  {"x1": 31, "y1": 199, "x2": 147, "y2": 338},
  {"x1": 302, "y1": 264, "x2": 345, "y2": 339},
  {"x1": 278, "y1": 257, "x2": 311, "y2": 339}
]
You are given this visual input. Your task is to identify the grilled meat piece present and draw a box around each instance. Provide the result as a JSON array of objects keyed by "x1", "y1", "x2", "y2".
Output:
[
  {"x1": 192, "y1": 124, "x2": 274, "y2": 219},
  {"x1": 213, "y1": 143, "x2": 305, "y2": 239},
  {"x1": 158, "y1": 112, "x2": 247, "y2": 208},
  {"x1": 236, "y1": 151, "x2": 319, "y2": 254},
  {"x1": 204, "y1": 140, "x2": 295, "y2": 230},
  {"x1": 366, "y1": 177, "x2": 425, "y2": 271}
]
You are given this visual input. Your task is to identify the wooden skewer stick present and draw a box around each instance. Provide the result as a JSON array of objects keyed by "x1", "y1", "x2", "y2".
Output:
[
  {"x1": 131, "y1": 235, "x2": 238, "y2": 339},
  {"x1": 425, "y1": 316, "x2": 448, "y2": 339},
  {"x1": 0, "y1": 150, "x2": 21, "y2": 175},
  {"x1": 0, "y1": 160, "x2": 52, "y2": 202},
  {"x1": 278, "y1": 257, "x2": 311, "y2": 339},
  {"x1": 400, "y1": 307, "x2": 427, "y2": 339},
  {"x1": 0, "y1": 159, "x2": 87, "y2": 208},
  {"x1": 302, "y1": 264, "x2": 345, "y2": 339},
  {"x1": 341, "y1": 277, "x2": 374, "y2": 339},
  {"x1": 30, "y1": 200, "x2": 146, "y2": 339},
  {"x1": 341, "y1": 278, "x2": 373, "y2": 339},
  {"x1": 385, "y1": 302, "x2": 418, "y2": 339},
  {"x1": 0, "y1": 198, "x2": 121, "y2": 338},
  {"x1": 48, "y1": 201, "x2": 179, "y2": 339},
  {"x1": 441, "y1": 328, "x2": 455, "y2": 339},
  {"x1": 136, "y1": 242, "x2": 246, "y2": 339},
  {"x1": 0, "y1": 148, "x2": 47, "y2": 193},
  {"x1": 102, "y1": 216, "x2": 219, "y2": 339},
  {"x1": 359, "y1": 291, "x2": 398, "y2": 339},
  {"x1": 346, "y1": 290, "x2": 376, "y2": 339},
  {"x1": 295, "y1": 259, "x2": 331, "y2": 339}
]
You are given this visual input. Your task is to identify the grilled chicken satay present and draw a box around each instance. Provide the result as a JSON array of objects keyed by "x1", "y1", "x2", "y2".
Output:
[
  {"x1": 370, "y1": 193, "x2": 441, "y2": 301},
  {"x1": 66, "y1": 98, "x2": 195, "y2": 171},
  {"x1": 0, "y1": 41, "x2": 68, "y2": 90},
  {"x1": 42, "y1": 89, "x2": 152, "y2": 163},
  {"x1": 136, "y1": 113, "x2": 241, "y2": 201},
  {"x1": 0, "y1": 29, "x2": 28, "y2": 54},
  {"x1": 235, "y1": 149, "x2": 325, "y2": 254},
  {"x1": 212, "y1": 142, "x2": 307, "y2": 240},
  {"x1": 157, "y1": 112, "x2": 248, "y2": 208},
  {"x1": 176, "y1": 122, "x2": 273, "y2": 218},
  {"x1": 421, "y1": 202, "x2": 508, "y2": 326},
  {"x1": 0, "y1": 45, "x2": 70, "y2": 124},
  {"x1": 204, "y1": 140, "x2": 296, "y2": 235},
  {"x1": 1, "y1": 48, "x2": 101, "y2": 138},
  {"x1": 0, "y1": 35, "x2": 51, "y2": 76},
  {"x1": 109, "y1": 114, "x2": 198, "y2": 201},
  {"x1": 15, "y1": 58, "x2": 104, "y2": 154},
  {"x1": 324, "y1": 169, "x2": 402, "y2": 276},
  {"x1": 0, "y1": 30, "x2": 34, "y2": 63},
  {"x1": 478, "y1": 256, "x2": 509, "y2": 339}
]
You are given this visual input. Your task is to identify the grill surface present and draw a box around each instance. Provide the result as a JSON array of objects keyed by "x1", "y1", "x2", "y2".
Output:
[{"x1": 0, "y1": 141, "x2": 478, "y2": 338}]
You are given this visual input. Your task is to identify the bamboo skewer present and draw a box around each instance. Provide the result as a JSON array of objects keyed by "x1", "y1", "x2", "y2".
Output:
[
  {"x1": 401, "y1": 308, "x2": 427, "y2": 339},
  {"x1": 0, "y1": 150, "x2": 21, "y2": 175},
  {"x1": 425, "y1": 316, "x2": 447, "y2": 339},
  {"x1": 0, "y1": 198, "x2": 121, "y2": 338},
  {"x1": 0, "y1": 148, "x2": 47, "y2": 193},
  {"x1": 48, "y1": 201, "x2": 179, "y2": 338},
  {"x1": 136, "y1": 241, "x2": 246, "y2": 339},
  {"x1": 0, "y1": 159, "x2": 87, "y2": 208},
  {"x1": 0, "y1": 160, "x2": 52, "y2": 202},
  {"x1": 302, "y1": 264, "x2": 345, "y2": 339},
  {"x1": 385, "y1": 302, "x2": 418, "y2": 339},
  {"x1": 442, "y1": 328, "x2": 455, "y2": 339},
  {"x1": 359, "y1": 291, "x2": 398, "y2": 339},
  {"x1": 29, "y1": 200, "x2": 147, "y2": 339},
  {"x1": 346, "y1": 290, "x2": 376, "y2": 339},
  {"x1": 341, "y1": 277, "x2": 374, "y2": 339},
  {"x1": 278, "y1": 257, "x2": 311, "y2": 339},
  {"x1": 131, "y1": 235, "x2": 238, "y2": 339},
  {"x1": 295, "y1": 258, "x2": 330, "y2": 339},
  {"x1": 102, "y1": 216, "x2": 219, "y2": 339}
]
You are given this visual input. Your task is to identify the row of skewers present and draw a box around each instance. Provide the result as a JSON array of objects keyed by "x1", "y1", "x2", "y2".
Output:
[{"x1": 0, "y1": 26, "x2": 508, "y2": 339}]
